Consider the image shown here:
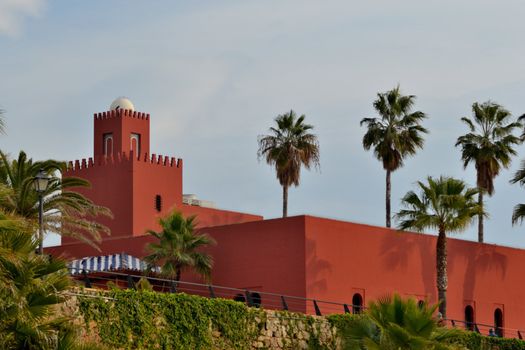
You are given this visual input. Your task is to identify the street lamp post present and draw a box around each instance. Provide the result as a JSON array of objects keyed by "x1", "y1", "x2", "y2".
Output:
[{"x1": 33, "y1": 168, "x2": 51, "y2": 254}]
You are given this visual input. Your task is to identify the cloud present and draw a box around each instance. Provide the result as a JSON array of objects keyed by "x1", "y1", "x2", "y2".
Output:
[{"x1": 0, "y1": 0, "x2": 45, "y2": 36}]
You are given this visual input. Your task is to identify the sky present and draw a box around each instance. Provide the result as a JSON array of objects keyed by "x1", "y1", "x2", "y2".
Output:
[{"x1": 2, "y1": 0, "x2": 525, "y2": 248}]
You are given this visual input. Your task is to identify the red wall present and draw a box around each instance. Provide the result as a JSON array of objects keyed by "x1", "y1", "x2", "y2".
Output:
[
  {"x1": 62, "y1": 156, "x2": 133, "y2": 244},
  {"x1": 62, "y1": 153, "x2": 183, "y2": 243},
  {"x1": 131, "y1": 155, "x2": 183, "y2": 236},
  {"x1": 303, "y1": 216, "x2": 525, "y2": 334},
  {"x1": 204, "y1": 217, "x2": 306, "y2": 296},
  {"x1": 180, "y1": 204, "x2": 262, "y2": 228}
]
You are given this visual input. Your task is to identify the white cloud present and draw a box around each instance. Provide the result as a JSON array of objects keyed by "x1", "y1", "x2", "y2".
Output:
[{"x1": 0, "y1": 0, "x2": 45, "y2": 36}]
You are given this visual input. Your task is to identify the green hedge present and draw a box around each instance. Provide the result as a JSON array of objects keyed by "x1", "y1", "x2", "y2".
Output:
[
  {"x1": 446, "y1": 331, "x2": 525, "y2": 350},
  {"x1": 78, "y1": 290, "x2": 265, "y2": 349},
  {"x1": 78, "y1": 290, "x2": 525, "y2": 350}
]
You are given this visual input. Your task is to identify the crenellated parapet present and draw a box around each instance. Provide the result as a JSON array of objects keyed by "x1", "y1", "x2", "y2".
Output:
[
  {"x1": 64, "y1": 152, "x2": 182, "y2": 173},
  {"x1": 94, "y1": 109, "x2": 150, "y2": 121}
]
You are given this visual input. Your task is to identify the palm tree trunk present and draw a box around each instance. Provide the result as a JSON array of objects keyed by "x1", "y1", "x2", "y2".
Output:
[
  {"x1": 282, "y1": 185, "x2": 288, "y2": 218},
  {"x1": 478, "y1": 191, "x2": 484, "y2": 243},
  {"x1": 176, "y1": 267, "x2": 181, "y2": 282},
  {"x1": 436, "y1": 227, "x2": 448, "y2": 318},
  {"x1": 386, "y1": 169, "x2": 391, "y2": 228}
]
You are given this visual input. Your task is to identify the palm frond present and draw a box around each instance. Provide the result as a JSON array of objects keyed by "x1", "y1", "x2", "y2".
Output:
[
  {"x1": 145, "y1": 210, "x2": 215, "y2": 282},
  {"x1": 258, "y1": 110, "x2": 320, "y2": 188}
]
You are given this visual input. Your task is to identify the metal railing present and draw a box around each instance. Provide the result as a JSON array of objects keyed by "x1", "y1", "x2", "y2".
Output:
[
  {"x1": 69, "y1": 268, "x2": 364, "y2": 316},
  {"x1": 444, "y1": 318, "x2": 523, "y2": 339},
  {"x1": 69, "y1": 268, "x2": 524, "y2": 339}
]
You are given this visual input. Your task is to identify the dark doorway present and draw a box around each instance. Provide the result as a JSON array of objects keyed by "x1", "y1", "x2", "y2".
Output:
[
  {"x1": 465, "y1": 305, "x2": 475, "y2": 331},
  {"x1": 494, "y1": 308, "x2": 503, "y2": 337},
  {"x1": 352, "y1": 293, "x2": 363, "y2": 314}
]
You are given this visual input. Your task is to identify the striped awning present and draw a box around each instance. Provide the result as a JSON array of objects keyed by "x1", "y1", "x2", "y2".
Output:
[{"x1": 68, "y1": 252, "x2": 159, "y2": 274}]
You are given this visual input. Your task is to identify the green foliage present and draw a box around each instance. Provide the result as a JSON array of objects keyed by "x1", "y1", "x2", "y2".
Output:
[
  {"x1": 257, "y1": 110, "x2": 320, "y2": 217},
  {"x1": 456, "y1": 101, "x2": 522, "y2": 242},
  {"x1": 456, "y1": 101, "x2": 522, "y2": 195},
  {"x1": 78, "y1": 289, "x2": 265, "y2": 350},
  {"x1": 333, "y1": 295, "x2": 460, "y2": 350},
  {"x1": 135, "y1": 277, "x2": 154, "y2": 291},
  {"x1": 510, "y1": 161, "x2": 525, "y2": 225},
  {"x1": 258, "y1": 110, "x2": 320, "y2": 188},
  {"x1": 329, "y1": 313, "x2": 525, "y2": 350},
  {"x1": 0, "y1": 150, "x2": 112, "y2": 247},
  {"x1": 397, "y1": 177, "x2": 482, "y2": 318},
  {"x1": 396, "y1": 176, "x2": 481, "y2": 234},
  {"x1": 360, "y1": 85, "x2": 428, "y2": 227},
  {"x1": 360, "y1": 86, "x2": 428, "y2": 172},
  {"x1": 144, "y1": 210, "x2": 216, "y2": 282},
  {"x1": 445, "y1": 329, "x2": 525, "y2": 350},
  {"x1": 78, "y1": 290, "x2": 525, "y2": 350},
  {"x1": 0, "y1": 211, "x2": 104, "y2": 349},
  {"x1": 327, "y1": 313, "x2": 362, "y2": 341}
]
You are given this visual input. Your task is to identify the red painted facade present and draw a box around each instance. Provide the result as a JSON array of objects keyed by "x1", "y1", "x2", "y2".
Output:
[{"x1": 48, "y1": 102, "x2": 525, "y2": 337}]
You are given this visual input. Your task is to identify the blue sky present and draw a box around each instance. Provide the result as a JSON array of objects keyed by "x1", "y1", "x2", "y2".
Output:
[{"x1": 2, "y1": 0, "x2": 525, "y2": 247}]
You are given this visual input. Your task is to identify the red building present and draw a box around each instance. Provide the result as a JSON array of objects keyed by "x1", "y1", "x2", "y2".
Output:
[{"x1": 48, "y1": 98, "x2": 525, "y2": 338}]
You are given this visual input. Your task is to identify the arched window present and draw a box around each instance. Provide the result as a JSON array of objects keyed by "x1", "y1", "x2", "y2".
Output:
[
  {"x1": 130, "y1": 133, "x2": 141, "y2": 156},
  {"x1": 465, "y1": 305, "x2": 475, "y2": 331},
  {"x1": 233, "y1": 294, "x2": 245, "y2": 303},
  {"x1": 250, "y1": 292, "x2": 262, "y2": 308},
  {"x1": 103, "y1": 133, "x2": 113, "y2": 156},
  {"x1": 494, "y1": 308, "x2": 503, "y2": 337},
  {"x1": 352, "y1": 293, "x2": 363, "y2": 314},
  {"x1": 155, "y1": 195, "x2": 162, "y2": 212},
  {"x1": 418, "y1": 300, "x2": 425, "y2": 309}
]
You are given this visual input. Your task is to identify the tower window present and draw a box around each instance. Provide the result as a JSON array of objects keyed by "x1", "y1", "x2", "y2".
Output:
[
  {"x1": 103, "y1": 133, "x2": 113, "y2": 156},
  {"x1": 130, "y1": 133, "x2": 141, "y2": 156},
  {"x1": 155, "y1": 195, "x2": 162, "y2": 212}
]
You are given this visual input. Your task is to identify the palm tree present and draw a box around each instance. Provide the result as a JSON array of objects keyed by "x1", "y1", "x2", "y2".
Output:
[
  {"x1": 144, "y1": 211, "x2": 216, "y2": 282},
  {"x1": 0, "y1": 212, "x2": 70, "y2": 348},
  {"x1": 360, "y1": 86, "x2": 428, "y2": 228},
  {"x1": 0, "y1": 211, "x2": 105, "y2": 349},
  {"x1": 0, "y1": 151, "x2": 112, "y2": 249},
  {"x1": 257, "y1": 110, "x2": 320, "y2": 217},
  {"x1": 456, "y1": 101, "x2": 522, "y2": 243},
  {"x1": 345, "y1": 294, "x2": 460, "y2": 350},
  {"x1": 396, "y1": 176, "x2": 481, "y2": 318}
]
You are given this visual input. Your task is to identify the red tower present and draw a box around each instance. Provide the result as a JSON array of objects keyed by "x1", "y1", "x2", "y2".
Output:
[
  {"x1": 62, "y1": 98, "x2": 183, "y2": 243},
  {"x1": 61, "y1": 98, "x2": 261, "y2": 246}
]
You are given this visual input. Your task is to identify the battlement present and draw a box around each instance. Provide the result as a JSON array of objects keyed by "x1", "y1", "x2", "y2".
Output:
[
  {"x1": 64, "y1": 152, "x2": 182, "y2": 173},
  {"x1": 94, "y1": 109, "x2": 150, "y2": 121}
]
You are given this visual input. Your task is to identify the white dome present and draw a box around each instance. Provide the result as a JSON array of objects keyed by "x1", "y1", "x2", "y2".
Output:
[{"x1": 109, "y1": 97, "x2": 135, "y2": 111}]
